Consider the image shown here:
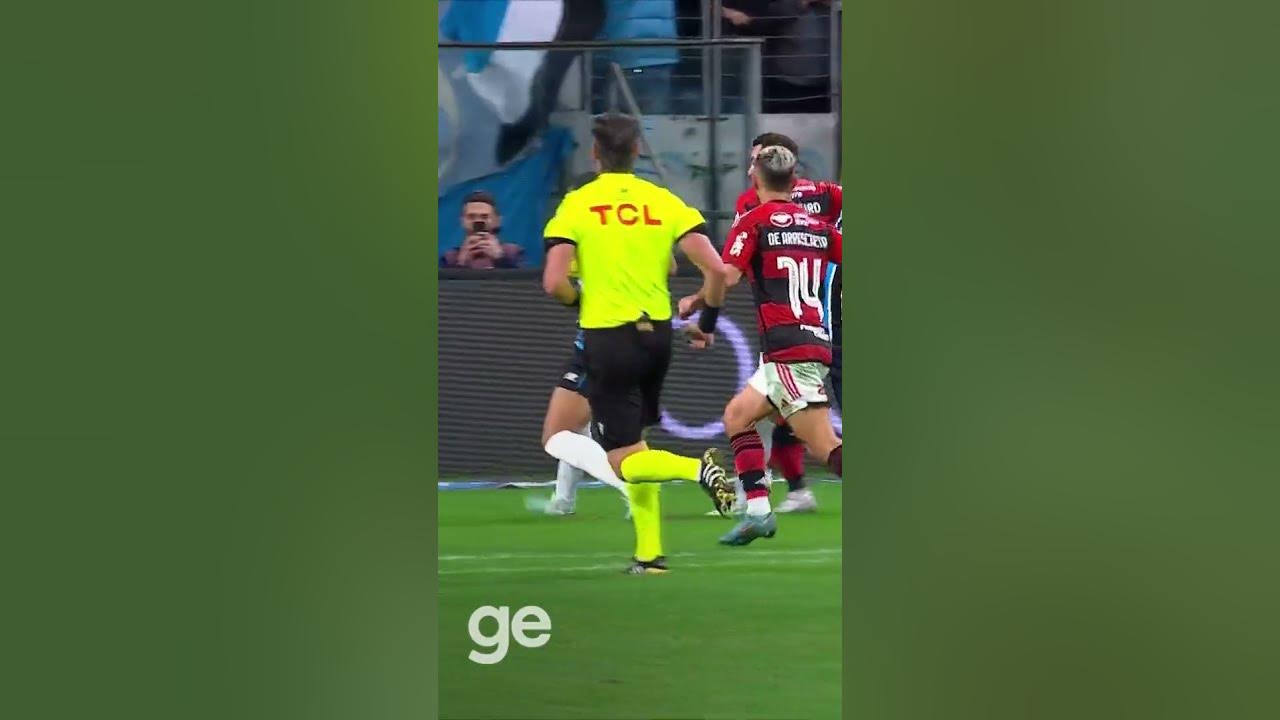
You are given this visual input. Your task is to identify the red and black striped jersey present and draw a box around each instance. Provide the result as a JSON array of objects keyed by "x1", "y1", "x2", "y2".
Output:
[
  {"x1": 733, "y1": 177, "x2": 843, "y2": 229},
  {"x1": 722, "y1": 200, "x2": 843, "y2": 364}
]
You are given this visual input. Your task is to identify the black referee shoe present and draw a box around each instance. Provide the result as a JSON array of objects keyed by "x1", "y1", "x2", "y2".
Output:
[
  {"x1": 624, "y1": 556, "x2": 669, "y2": 575},
  {"x1": 697, "y1": 448, "x2": 735, "y2": 518}
]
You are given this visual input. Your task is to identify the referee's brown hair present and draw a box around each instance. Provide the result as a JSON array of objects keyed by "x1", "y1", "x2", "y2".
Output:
[{"x1": 592, "y1": 114, "x2": 641, "y2": 173}]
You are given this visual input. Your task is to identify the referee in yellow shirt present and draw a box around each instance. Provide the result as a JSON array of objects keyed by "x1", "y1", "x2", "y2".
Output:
[{"x1": 542, "y1": 114, "x2": 735, "y2": 574}]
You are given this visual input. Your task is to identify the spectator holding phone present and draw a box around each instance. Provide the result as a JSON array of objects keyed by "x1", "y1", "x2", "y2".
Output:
[{"x1": 442, "y1": 191, "x2": 524, "y2": 269}]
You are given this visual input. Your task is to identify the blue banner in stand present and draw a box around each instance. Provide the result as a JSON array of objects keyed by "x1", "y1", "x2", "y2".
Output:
[{"x1": 438, "y1": 0, "x2": 606, "y2": 263}]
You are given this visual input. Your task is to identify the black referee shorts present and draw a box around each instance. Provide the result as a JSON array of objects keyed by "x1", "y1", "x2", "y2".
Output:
[{"x1": 582, "y1": 319, "x2": 673, "y2": 452}]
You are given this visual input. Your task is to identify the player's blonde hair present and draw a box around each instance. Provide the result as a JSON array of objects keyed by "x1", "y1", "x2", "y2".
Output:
[{"x1": 755, "y1": 145, "x2": 797, "y2": 192}]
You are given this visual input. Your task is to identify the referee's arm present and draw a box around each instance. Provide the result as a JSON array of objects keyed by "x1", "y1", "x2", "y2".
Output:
[
  {"x1": 541, "y1": 195, "x2": 581, "y2": 306},
  {"x1": 676, "y1": 228, "x2": 726, "y2": 316},
  {"x1": 542, "y1": 242, "x2": 578, "y2": 306}
]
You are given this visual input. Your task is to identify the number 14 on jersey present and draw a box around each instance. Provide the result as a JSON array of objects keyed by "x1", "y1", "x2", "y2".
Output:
[{"x1": 777, "y1": 256, "x2": 825, "y2": 322}]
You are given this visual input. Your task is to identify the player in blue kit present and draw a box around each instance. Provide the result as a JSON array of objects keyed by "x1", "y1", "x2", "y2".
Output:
[{"x1": 532, "y1": 260, "x2": 633, "y2": 516}]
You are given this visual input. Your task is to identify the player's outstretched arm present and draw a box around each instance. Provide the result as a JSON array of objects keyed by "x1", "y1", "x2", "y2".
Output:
[
  {"x1": 677, "y1": 231, "x2": 726, "y2": 349},
  {"x1": 678, "y1": 264, "x2": 744, "y2": 319}
]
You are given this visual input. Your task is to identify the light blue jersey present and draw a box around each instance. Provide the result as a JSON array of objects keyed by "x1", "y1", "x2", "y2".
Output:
[
  {"x1": 823, "y1": 209, "x2": 843, "y2": 336},
  {"x1": 821, "y1": 262, "x2": 839, "y2": 335}
]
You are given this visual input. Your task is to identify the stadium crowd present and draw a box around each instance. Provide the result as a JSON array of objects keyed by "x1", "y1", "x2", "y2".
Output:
[
  {"x1": 437, "y1": 0, "x2": 841, "y2": 269},
  {"x1": 597, "y1": 0, "x2": 838, "y2": 115}
]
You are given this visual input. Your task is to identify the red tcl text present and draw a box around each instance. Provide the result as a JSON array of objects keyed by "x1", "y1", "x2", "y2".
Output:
[{"x1": 588, "y1": 204, "x2": 661, "y2": 226}]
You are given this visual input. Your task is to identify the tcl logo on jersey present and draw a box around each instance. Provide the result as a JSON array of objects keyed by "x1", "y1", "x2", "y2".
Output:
[
  {"x1": 729, "y1": 232, "x2": 747, "y2": 256},
  {"x1": 588, "y1": 204, "x2": 661, "y2": 226},
  {"x1": 769, "y1": 211, "x2": 794, "y2": 227}
]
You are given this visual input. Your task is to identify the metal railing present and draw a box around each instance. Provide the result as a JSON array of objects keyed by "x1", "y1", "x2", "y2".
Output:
[
  {"x1": 700, "y1": 0, "x2": 840, "y2": 109},
  {"x1": 606, "y1": 61, "x2": 672, "y2": 187},
  {"x1": 440, "y1": 38, "x2": 764, "y2": 238}
]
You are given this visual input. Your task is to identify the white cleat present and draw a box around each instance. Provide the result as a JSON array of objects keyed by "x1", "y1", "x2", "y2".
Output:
[
  {"x1": 525, "y1": 493, "x2": 576, "y2": 516},
  {"x1": 545, "y1": 495, "x2": 576, "y2": 515},
  {"x1": 776, "y1": 489, "x2": 818, "y2": 514}
]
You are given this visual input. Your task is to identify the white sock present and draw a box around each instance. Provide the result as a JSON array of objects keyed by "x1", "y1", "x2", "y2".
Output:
[
  {"x1": 747, "y1": 495, "x2": 772, "y2": 517},
  {"x1": 554, "y1": 460, "x2": 583, "y2": 502},
  {"x1": 757, "y1": 418, "x2": 775, "y2": 465},
  {"x1": 545, "y1": 430, "x2": 629, "y2": 499}
]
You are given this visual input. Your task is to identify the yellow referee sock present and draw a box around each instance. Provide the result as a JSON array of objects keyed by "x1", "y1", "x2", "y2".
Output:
[
  {"x1": 627, "y1": 483, "x2": 662, "y2": 561},
  {"x1": 619, "y1": 450, "x2": 700, "y2": 484}
]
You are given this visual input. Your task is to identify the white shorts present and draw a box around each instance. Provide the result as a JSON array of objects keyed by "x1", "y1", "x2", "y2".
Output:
[{"x1": 748, "y1": 360, "x2": 830, "y2": 419}]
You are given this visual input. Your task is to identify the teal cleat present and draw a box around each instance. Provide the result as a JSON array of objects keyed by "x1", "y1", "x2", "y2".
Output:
[{"x1": 718, "y1": 513, "x2": 778, "y2": 546}]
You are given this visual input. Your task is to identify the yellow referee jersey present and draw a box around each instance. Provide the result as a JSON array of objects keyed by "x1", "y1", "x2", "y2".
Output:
[{"x1": 544, "y1": 173, "x2": 704, "y2": 329}]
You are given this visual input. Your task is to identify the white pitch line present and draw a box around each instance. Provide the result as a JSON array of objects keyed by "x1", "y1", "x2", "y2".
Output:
[
  {"x1": 439, "y1": 547, "x2": 842, "y2": 562},
  {"x1": 438, "y1": 555, "x2": 840, "y2": 577}
]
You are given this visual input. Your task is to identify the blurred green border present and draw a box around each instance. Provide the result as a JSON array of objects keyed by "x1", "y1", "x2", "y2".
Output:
[
  {"x1": 839, "y1": 3, "x2": 1280, "y2": 720},
  {"x1": 839, "y1": 5, "x2": 852, "y2": 720},
  {"x1": 7, "y1": 2, "x2": 441, "y2": 718},
  {"x1": 427, "y1": 4, "x2": 442, "y2": 714},
  {"x1": 8, "y1": 1, "x2": 1275, "y2": 718}
]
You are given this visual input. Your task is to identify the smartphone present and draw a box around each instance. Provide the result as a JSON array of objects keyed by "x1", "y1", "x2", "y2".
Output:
[{"x1": 471, "y1": 220, "x2": 487, "y2": 234}]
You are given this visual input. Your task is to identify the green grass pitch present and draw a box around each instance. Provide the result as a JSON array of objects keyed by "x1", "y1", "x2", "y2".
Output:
[{"x1": 439, "y1": 481, "x2": 841, "y2": 719}]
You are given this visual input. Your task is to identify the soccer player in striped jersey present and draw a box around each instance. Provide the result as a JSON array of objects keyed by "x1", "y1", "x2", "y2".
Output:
[
  {"x1": 683, "y1": 145, "x2": 843, "y2": 544},
  {"x1": 728, "y1": 133, "x2": 843, "y2": 514}
]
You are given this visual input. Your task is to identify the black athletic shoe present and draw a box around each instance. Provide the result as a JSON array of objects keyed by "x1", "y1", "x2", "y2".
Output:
[
  {"x1": 698, "y1": 448, "x2": 735, "y2": 517},
  {"x1": 624, "y1": 556, "x2": 669, "y2": 575}
]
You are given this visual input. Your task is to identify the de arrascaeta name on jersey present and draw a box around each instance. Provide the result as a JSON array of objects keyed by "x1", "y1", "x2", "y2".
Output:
[
  {"x1": 729, "y1": 210, "x2": 830, "y2": 257},
  {"x1": 767, "y1": 230, "x2": 828, "y2": 249}
]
